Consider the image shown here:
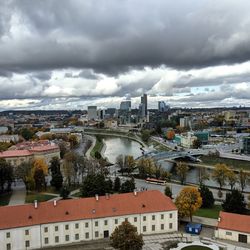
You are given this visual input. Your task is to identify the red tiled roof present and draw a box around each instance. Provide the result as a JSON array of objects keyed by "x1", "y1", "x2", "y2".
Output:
[
  {"x1": 30, "y1": 145, "x2": 59, "y2": 152},
  {"x1": 217, "y1": 211, "x2": 250, "y2": 234},
  {"x1": 0, "y1": 150, "x2": 32, "y2": 158},
  {"x1": 0, "y1": 190, "x2": 176, "y2": 230}
]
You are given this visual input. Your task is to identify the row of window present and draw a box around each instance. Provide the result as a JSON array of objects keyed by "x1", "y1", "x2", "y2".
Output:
[{"x1": 5, "y1": 213, "x2": 174, "y2": 239}]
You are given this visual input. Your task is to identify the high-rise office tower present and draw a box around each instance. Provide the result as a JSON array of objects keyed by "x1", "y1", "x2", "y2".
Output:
[
  {"x1": 87, "y1": 106, "x2": 97, "y2": 120},
  {"x1": 140, "y1": 94, "x2": 147, "y2": 117},
  {"x1": 158, "y1": 101, "x2": 169, "y2": 112},
  {"x1": 120, "y1": 100, "x2": 131, "y2": 111}
]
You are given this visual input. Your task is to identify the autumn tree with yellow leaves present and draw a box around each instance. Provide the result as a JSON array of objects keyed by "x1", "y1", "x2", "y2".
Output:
[
  {"x1": 175, "y1": 186, "x2": 202, "y2": 222},
  {"x1": 32, "y1": 158, "x2": 48, "y2": 192}
]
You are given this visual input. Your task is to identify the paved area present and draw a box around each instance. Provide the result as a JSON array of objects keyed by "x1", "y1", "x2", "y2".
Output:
[{"x1": 8, "y1": 181, "x2": 26, "y2": 205}]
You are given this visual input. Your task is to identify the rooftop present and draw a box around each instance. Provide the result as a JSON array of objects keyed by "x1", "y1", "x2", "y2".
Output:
[
  {"x1": 217, "y1": 211, "x2": 250, "y2": 234},
  {"x1": 0, "y1": 190, "x2": 176, "y2": 230}
]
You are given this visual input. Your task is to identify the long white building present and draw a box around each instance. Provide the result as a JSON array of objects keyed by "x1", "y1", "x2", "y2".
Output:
[{"x1": 0, "y1": 190, "x2": 178, "y2": 250}]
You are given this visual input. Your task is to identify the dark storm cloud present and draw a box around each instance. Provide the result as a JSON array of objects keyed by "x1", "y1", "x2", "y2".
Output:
[{"x1": 1, "y1": 0, "x2": 250, "y2": 75}]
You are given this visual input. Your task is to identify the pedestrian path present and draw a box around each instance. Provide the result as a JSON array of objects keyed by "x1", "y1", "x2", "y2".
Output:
[{"x1": 8, "y1": 181, "x2": 26, "y2": 206}]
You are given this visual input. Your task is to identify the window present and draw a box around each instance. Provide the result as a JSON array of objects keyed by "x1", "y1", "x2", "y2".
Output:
[
  {"x1": 143, "y1": 226, "x2": 146, "y2": 232},
  {"x1": 115, "y1": 219, "x2": 118, "y2": 224},
  {"x1": 152, "y1": 215, "x2": 155, "y2": 221},
  {"x1": 152, "y1": 225, "x2": 155, "y2": 231},
  {"x1": 134, "y1": 217, "x2": 137, "y2": 222},
  {"x1": 55, "y1": 226, "x2": 58, "y2": 231},
  {"x1": 226, "y1": 231, "x2": 232, "y2": 236},
  {"x1": 6, "y1": 232, "x2": 10, "y2": 238},
  {"x1": 95, "y1": 221, "x2": 98, "y2": 227},
  {"x1": 104, "y1": 220, "x2": 108, "y2": 226},
  {"x1": 65, "y1": 224, "x2": 69, "y2": 230},
  {"x1": 85, "y1": 232, "x2": 89, "y2": 239},
  {"x1": 25, "y1": 229, "x2": 29, "y2": 235},
  {"x1": 75, "y1": 223, "x2": 79, "y2": 229},
  {"x1": 44, "y1": 227, "x2": 48, "y2": 233},
  {"x1": 25, "y1": 240, "x2": 30, "y2": 248},
  {"x1": 75, "y1": 234, "x2": 79, "y2": 240},
  {"x1": 169, "y1": 223, "x2": 173, "y2": 229},
  {"x1": 44, "y1": 238, "x2": 49, "y2": 244},
  {"x1": 161, "y1": 224, "x2": 164, "y2": 230},
  {"x1": 169, "y1": 213, "x2": 173, "y2": 219},
  {"x1": 95, "y1": 231, "x2": 99, "y2": 238},
  {"x1": 85, "y1": 222, "x2": 89, "y2": 228},
  {"x1": 55, "y1": 236, "x2": 59, "y2": 243},
  {"x1": 6, "y1": 243, "x2": 11, "y2": 250},
  {"x1": 161, "y1": 214, "x2": 164, "y2": 220},
  {"x1": 65, "y1": 235, "x2": 69, "y2": 241},
  {"x1": 143, "y1": 216, "x2": 146, "y2": 221}
]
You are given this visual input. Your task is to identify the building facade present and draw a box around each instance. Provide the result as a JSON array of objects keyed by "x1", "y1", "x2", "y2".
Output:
[
  {"x1": 0, "y1": 190, "x2": 178, "y2": 250},
  {"x1": 87, "y1": 106, "x2": 98, "y2": 120},
  {"x1": 215, "y1": 212, "x2": 250, "y2": 244}
]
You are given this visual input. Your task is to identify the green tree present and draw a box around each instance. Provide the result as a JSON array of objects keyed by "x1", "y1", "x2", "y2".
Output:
[
  {"x1": 68, "y1": 134, "x2": 79, "y2": 149},
  {"x1": 49, "y1": 157, "x2": 61, "y2": 175},
  {"x1": 175, "y1": 186, "x2": 202, "y2": 222},
  {"x1": 116, "y1": 155, "x2": 125, "y2": 175},
  {"x1": 15, "y1": 161, "x2": 33, "y2": 192},
  {"x1": 176, "y1": 161, "x2": 189, "y2": 185},
  {"x1": 164, "y1": 185, "x2": 172, "y2": 199},
  {"x1": 141, "y1": 129, "x2": 151, "y2": 142},
  {"x1": 124, "y1": 155, "x2": 136, "y2": 175},
  {"x1": 33, "y1": 168, "x2": 46, "y2": 192},
  {"x1": 19, "y1": 128, "x2": 35, "y2": 140},
  {"x1": 0, "y1": 159, "x2": 13, "y2": 192},
  {"x1": 58, "y1": 141, "x2": 67, "y2": 158},
  {"x1": 80, "y1": 173, "x2": 112, "y2": 197},
  {"x1": 120, "y1": 178, "x2": 135, "y2": 193},
  {"x1": 60, "y1": 185, "x2": 70, "y2": 199},
  {"x1": 114, "y1": 177, "x2": 121, "y2": 192},
  {"x1": 50, "y1": 171, "x2": 63, "y2": 190},
  {"x1": 110, "y1": 221, "x2": 144, "y2": 250},
  {"x1": 198, "y1": 184, "x2": 214, "y2": 208},
  {"x1": 222, "y1": 189, "x2": 246, "y2": 214}
]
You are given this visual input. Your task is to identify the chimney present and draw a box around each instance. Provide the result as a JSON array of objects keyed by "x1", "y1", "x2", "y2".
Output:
[
  {"x1": 53, "y1": 200, "x2": 57, "y2": 207},
  {"x1": 95, "y1": 194, "x2": 99, "y2": 201},
  {"x1": 134, "y1": 190, "x2": 137, "y2": 196},
  {"x1": 218, "y1": 217, "x2": 221, "y2": 222},
  {"x1": 105, "y1": 193, "x2": 110, "y2": 200},
  {"x1": 34, "y1": 200, "x2": 38, "y2": 209}
]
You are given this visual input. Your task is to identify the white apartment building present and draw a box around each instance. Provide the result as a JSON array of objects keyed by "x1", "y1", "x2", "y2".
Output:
[
  {"x1": 87, "y1": 106, "x2": 98, "y2": 120},
  {"x1": 0, "y1": 190, "x2": 178, "y2": 250},
  {"x1": 215, "y1": 211, "x2": 250, "y2": 244}
]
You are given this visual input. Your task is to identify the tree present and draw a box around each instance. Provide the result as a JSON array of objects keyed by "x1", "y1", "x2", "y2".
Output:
[
  {"x1": 60, "y1": 185, "x2": 70, "y2": 199},
  {"x1": 166, "y1": 130, "x2": 175, "y2": 140},
  {"x1": 49, "y1": 157, "x2": 61, "y2": 175},
  {"x1": 198, "y1": 167, "x2": 209, "y2": 186},
  {"x1": 68, "y1": 134, "x2": 79, "y2": 149},
  {"x1": 212, "y1": 163, "x2": 229, "y2": 191},
  {"x1": 120, "y1": 178, "x2": 135, "y2": 193},
  {"x1": 50, "y1": 171, "x2": 63, "y2": 190},
  {"x1": 114, "y1": 177, "x2": 121, "y2": 192},
  {"x1": 176, "y1": 161, "x2": 189, "y2": 185},
  {"x1": 198, "y1": 184, "x2": 214, "y2": 208},
  {"x1": 124, "y1": 155, "x2": 136, "y2": 175},
  {"x1": 15, "y1": 161, "x2": 33, "y2": 192},
  {"x1": 0, "y1": 159, "x2": 13, "y2": 193},
  {"x1": 58, "y1": 141, "x2": 68, "y2": 158},
  {"x1": 110, "y1": 221, "x2": 144, "y2": 250},
  {"x1": 238, "y1": 169, "x2": 249, "y2": 192},
  {"x1": 33, "y1": 167, "x2": 46, "y2": 192},
  {"x1": 63, "y1": 152, "x2": 78, "y2": 186},
  {"x1": 164, "y1": 185, "x2": 172, "y2": 199},
  {"x1": 116, "y1": 155, "x2": 125, "y2": 175},
  {"x1": 222, "y1": 189, "x2": 246, "y2": 214},
  {"x1": 19, "y1": 128, "x2": 35, "y2": 140},
  {"x1": 80, "y1": 173, "x2": 112, "y2": 197},
  {"x1": 248, "y1": 194, "x2": 250, "y2": 210},
  {"x1": 226, "y1": 168, "x2": 237, "y2": 191},
  {"x1": 141, "y1": 130, "x2": 151, "y2": 142},
  {"x1": 192, "y1": 139, "x2": 202, "y2": 149},
  {"x1": 175, "y1": 186, "x2": 202, "y2": 222}
]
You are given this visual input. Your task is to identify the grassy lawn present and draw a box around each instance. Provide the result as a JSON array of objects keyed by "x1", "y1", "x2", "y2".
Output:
[
  {"x1": 194, "y1": 205, "x2": 222, "y2": 219},
  {"x1": 0, "y1": 192, "x2": 12, "y2": 206},
  {"x1": 200, "y1": 155, "x2": 250, "y2": 171},
  {"x1": 25, "y1": 192, "x2": 57, "y2": 203},
  {"x1": 90, "y1": 137, "x2": 104, "y2": 158}
]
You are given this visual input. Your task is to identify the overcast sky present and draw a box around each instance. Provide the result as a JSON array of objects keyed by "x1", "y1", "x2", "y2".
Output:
[{"x1": 1, "y1": 0, "x2": 250, "y2": 110}]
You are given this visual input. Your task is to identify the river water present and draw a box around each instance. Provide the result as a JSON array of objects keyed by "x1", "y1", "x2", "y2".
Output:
[{"x1": 102, "y1": 137, "x2": 144, "y2": 164}]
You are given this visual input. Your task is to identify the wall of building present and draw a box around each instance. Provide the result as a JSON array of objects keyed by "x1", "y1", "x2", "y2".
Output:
[
  {"x1": 0, "y1": 210, "x2": 177, "y2": 250},
  {"x1": 215, "y1": 228, "x2": 250, "y2": 244}
]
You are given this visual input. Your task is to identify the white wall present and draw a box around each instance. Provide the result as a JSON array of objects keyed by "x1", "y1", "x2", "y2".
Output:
[
  {"x1": 0, "y1": 210, "x2": 178, "y2": 250},
  {"x1": 216, "y1": 229, "x2": 250, "y2": 244}
]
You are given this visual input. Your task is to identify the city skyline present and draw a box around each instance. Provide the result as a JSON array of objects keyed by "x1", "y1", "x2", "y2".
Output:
[{"x1": 1, "y1": 1, "x2": 250, "y2": 110}]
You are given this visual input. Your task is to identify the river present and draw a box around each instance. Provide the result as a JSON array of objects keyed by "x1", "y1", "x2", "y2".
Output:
[{"x1": 102, "y1": 137, "x2": 144, "y2": 163}]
